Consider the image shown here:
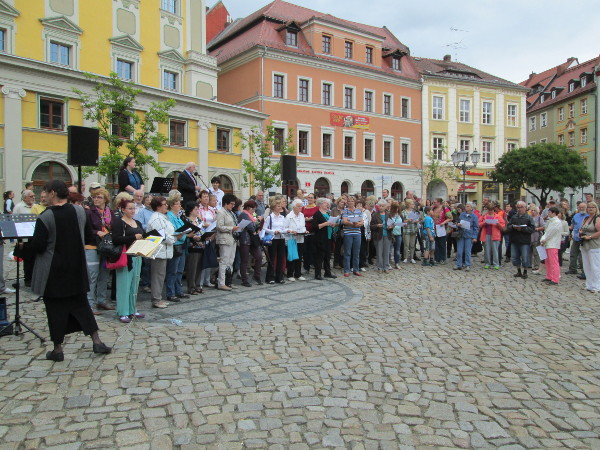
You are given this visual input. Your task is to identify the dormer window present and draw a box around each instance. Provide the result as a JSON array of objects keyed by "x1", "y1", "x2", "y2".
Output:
[
  {"x1": 286, "y1": 30, "x2": 298, "y2": 47},
  {"x1": 552, "y1": 90, "x2": 556, "y2": 99},
  {"x1": 392, "y1": 56, "x2": 401, "y2": 71},
  {"x1": 569, "y1": 81, "x2": 575, "y2": 92},
  {"x1": 581, "y1": 76, "x2": 587, "y2": 87},
  {"x1": 540, "y1": 95, "x2": 544, "y2": 104}
]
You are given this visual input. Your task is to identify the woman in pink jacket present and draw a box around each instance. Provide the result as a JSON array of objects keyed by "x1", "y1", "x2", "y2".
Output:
[{"x1": 478, "y1": 204, "x2": 505, "y2": 269}]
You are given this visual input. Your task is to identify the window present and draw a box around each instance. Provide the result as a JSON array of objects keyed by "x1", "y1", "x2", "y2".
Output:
[
  {"x1": 40, "y1": 98, "x2": 64, "y2": 130},
  {"x1": 558, "y1": 107, "x2": 564, "y2": 121},
  {"x1": 401, "y1": 142, "x2": 409, "y2": 165},
  {"x1": 273, "y1": 74, "x2": 285, "y2": 99},
  {"x1": 364, "y1": 138, "x2": 373, "y2": 161},
  {"x1": 581, "y1": 76, "x2": 587, "y2": 87},
  {"x1": 169, "y1": 120, "x2": 185, "y2": 146},
  {"x1": 460, "y1": 139, "x2": 470, "y2": 151},
  {"x1": 0, "y1": 29, "x2": 5, "y2": 52},
  {"x1": 552, "y1": 90, "x2": 556, "y2": 99},
  {"x1": 217, "y1": 128, "x2": 230, "y2": 152},
  {"x1": 392, "y1": 56, "x2": 400, "y2": 71},
  {"x1": 540, "y1": 138, "x2": 547, "y2": 143},
  {"x1": 322, "y1": 35, "x2": 331, "y2": 54},
  {"x1": 481, "y1": 141, "x2": 492, "y2": 163},
  {"x1": 507, "y1": 104, "x2": 517, "y2": 127},
  {"x1": 161, "y1": 0, "x2": 178, "y2": 14},
  {"x1": 482, "y1": 101, "x2": 492, "y2": 124},
  {"x1": 273, "y1": 128, "x2": 285, "y2": 153},
  {"x1": 344, "y1": 136, "x2": 354, "y2": 159},
  {"x1": 344, "y1": 41, "x2": 353, "y2": 59},
  {"x1": 364, "y1": 91, "x2": 373, "y2": 112},
  {"x1": 163, "y1": 70, "x2": 178, "y2": 91},
  {"x1": 383, "y1": 94, "x2": 391, "y2": 115},
  {"x1": 383, "y1": 141, "x2": 392, "y2": 163},
  {"x1": 581, "y1": 128, "x2": 588, "y2": 144},
  {"x1": 432, "y1": 96, "x2": 444, "y2": 120},
  {"x1": 298, "y1": 79, "x2": 309, "y2": 102},
  {"x1": 298, "y1": 130, "x2": 309, "y2": 155},
  {"x1": 401, "y1": 98, "x2": 409, "y2": 118},
  {"x1": 540, "y1": 95, "x2": 544, "y2": 104},
  {"x1": 117, "y1": 59, "x2": 133, "y2": 81},
  {"x1": 432, "y1": 137, "x2": 444, "y2": 160},
  {"x1": 581, "y1": 98, "x2": 588, "y2": 114},
  {"x1": 322, "y1": 133, "x2": 332, "y2": 157},
  {"x1": 568, "y1": 103, "x2": 574, "y2": 118},
  {"x1": 112, "y1": 112, "x2": 130, "y2": 138},
  {"x1": 286, "y1": 30, "x2": 298, "y2": 47},
  {"x1": 558, "y1": 134, "x2": 564, "y2": 145},
  {"x1": 529, "y1": 116, "x2": 536, "y2": 131},
  {"x1": 568, "y1": 131, "x2": 575, "y2": 147},
  {"x1": 366, "y1": 46, "x2": 373, "y2": 64},
  {"x1": 344, "y1": 87, "x2": 353, "y2": 109},
  {"x1": 569, "y1": 82, "x2": 575, "y2": 92},
  {"x1": 322, "y1": 83, "x2": 331, "y2": 106},
  {"x1": 459, "y1": 98, "x2": 471, "y2": 122},
  {"x1": 541, "y1": 112, "x2": 547, "y2": 128},
  {"x1": 507, "y1": 142, "x2": 517, "y2": 153},
  {"x1": 50, "y1": 42, "x2": 70, "y2": 65}
]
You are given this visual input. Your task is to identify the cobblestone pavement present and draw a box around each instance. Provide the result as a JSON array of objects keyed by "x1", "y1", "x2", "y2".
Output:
[{"x1": 1, "y1": 252, "x2": 600, "y2": 449}]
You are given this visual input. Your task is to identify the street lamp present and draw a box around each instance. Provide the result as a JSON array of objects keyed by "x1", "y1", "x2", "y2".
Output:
[{"x1": 451, "y1": 148, "x2": 480, "y2": 202}]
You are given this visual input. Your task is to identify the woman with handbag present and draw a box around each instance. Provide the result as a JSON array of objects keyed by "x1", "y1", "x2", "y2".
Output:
[
  {"x1": 200, "y1": 192, "x2": 218, "y2": 287},
  {"x1": 165, "y1": 197, "x2": 190, "y2": 301},
  {"x1": 184, "y1": 201, "x2": 204, "y2": 295},
  {"x1": 146, "y1": 196, "x2": 177, "y2": 309},
  {"x1": 84, "y1": 188, "x2": 117, "y2": 314},
  {"x1": 111, "y1": 198, "x2": 145, "y2": 323},
  {"x1": 263, "y1": 197, "x2": 287, "y2": 284},
  {"x1": 285, "y1": 199, "x2": 307, "y2": 281},
  {"x1": 238, "y1": 200, "x2": 263, "y2": 287},
  {"x1": 215, "y1": 193, "x2": 241, "y2": 291},
  {"x1": 579, "y1": 202, "x2": 600, "y2": 292}
]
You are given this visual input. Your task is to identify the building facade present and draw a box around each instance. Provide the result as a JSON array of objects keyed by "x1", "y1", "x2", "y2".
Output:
[
  {"x1": 415, "y1": 55, "x2": 528, "y2": 206},
  {"x1": 521, "y1": 55, "x2": 599, "y2": 198},
  {"x1": 0, "y1": 0, "x2": 266, "y2": 197},
  {"x1": 208, "y1": 0, "x2": 422, "y2": 200}
]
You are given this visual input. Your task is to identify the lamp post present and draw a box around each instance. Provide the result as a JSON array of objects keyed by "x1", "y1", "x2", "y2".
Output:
[{"x1": 451, "y1": 148, "x2": 481, "y2": 203}]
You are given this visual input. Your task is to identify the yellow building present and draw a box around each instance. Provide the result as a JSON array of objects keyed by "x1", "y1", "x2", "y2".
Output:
[
  {"x1": 415, "y1": 55, "x2": 528, "y2": 206},
  {"x1": 0, "y1": 0, "x2": 266, "y2": 196}
]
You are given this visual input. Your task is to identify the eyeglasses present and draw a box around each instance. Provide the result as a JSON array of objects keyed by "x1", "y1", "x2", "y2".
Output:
[{"x1": 93, "y1": 195, "x2": 104, "y2": 199}]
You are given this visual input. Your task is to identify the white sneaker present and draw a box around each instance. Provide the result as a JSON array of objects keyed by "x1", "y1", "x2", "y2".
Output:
[
  {"x1": 6, "y1": 251, "x2": 13, "y2": 261},
  {"x1": 288, "y1": 277, "x2": 296, "y2": 282},
  {"x1": 0, "y1": 287, "x2": 15, "y2": 294},
  {"x1": 402, "y1": 259, "x2": 408, "y2": 263},
  {"x1": 360, "y1": 267, "x2": 366, "y2": 272},
  {"x1": 411, "y1": 259, "x2": 417, "y2": 264},
  {"x1": 297, "y1": 276, "x2": 306, "y2": 281}
]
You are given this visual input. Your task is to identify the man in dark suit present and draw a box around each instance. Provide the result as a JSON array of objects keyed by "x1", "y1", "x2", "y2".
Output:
[{"x1": 177, "y1": 162, "x2": 201, "y2": 206}]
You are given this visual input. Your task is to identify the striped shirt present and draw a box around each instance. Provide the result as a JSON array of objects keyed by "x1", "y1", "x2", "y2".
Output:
[{"x1": 342, "y1": 208, "x2": 362, "y2": 235}]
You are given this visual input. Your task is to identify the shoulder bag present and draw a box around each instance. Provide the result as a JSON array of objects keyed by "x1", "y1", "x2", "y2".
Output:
[
  {"x1": 97, "y1": 233, "x2": 123, "y2": 262},
  {"x1": 260, "y1": 216, "x2": 274, "y2": 246}
]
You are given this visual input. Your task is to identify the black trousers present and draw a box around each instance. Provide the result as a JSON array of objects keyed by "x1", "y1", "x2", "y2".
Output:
[
  {"x1": 266, "y1": 239, "x2": 285, "y2": 283},
  {"x1": 287, "y1": 242, "x2": 304, "y2": 278},
  {"x1": 314, "y1": 242, "x2": 332, "y2": 278},
  {"x1": 303, "y1": 234, "x2": 314, "y2": 271}
]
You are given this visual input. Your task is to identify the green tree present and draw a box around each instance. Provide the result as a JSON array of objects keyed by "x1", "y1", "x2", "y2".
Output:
[
  {"x1": 420, "y1": 148, "x2": 460, "y2": 196},
  {"x1": 490, "y1": 143, "x2": 592, "y2": 208},
  {"x1": 237, "y1": 124, "x2": 295, "y2": 192},
  {"x1": 73, "y1": 73, "x2": 175, "y2": 186}
]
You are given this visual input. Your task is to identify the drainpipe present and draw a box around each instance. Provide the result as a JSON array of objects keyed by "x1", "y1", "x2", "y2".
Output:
[{"x1": 260, "y1": 46, "x2": 267, "y2": 113}]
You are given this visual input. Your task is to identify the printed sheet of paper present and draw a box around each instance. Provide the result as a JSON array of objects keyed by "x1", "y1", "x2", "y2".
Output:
[
  {"x1": 435, "y1": 224, "x2": 447, "y2": 237},
  {"x1": 536, "y1": 245, "x2": 547, "y2": 260},
  {"x1": 14, "y1": 222, "x2": 36, "y2": 237},
  {"x1": 327, "y1": 216, "x2": 340, "y2": 225},
  {"x1": 237, "y1": 219, "x2": 252, "y2": 229},
  {"x1": 126, "y1": 236, "x2": 164, "y2": 257},
  {"x1": 485, "y1": 219, "x2": 498, "y2": 225},
  {"x1": 408, "y1": 212, "x2": 420, "y2": 222},
  {"x1": 459, "y1": 220, "x2": 471, "y2": 230}
]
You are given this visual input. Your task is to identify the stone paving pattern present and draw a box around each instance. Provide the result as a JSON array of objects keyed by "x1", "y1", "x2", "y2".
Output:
[{"x1": 1, "y1": 251, "x2": 600, "y2": 449}]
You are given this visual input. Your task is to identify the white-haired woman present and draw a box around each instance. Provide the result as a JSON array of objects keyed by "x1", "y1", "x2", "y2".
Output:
[
  {"x1": 285, "y1": 199, "x2": 307, "y2": 281},
  {"x1": 371, "y1": 200, "x2": 393, "y2": 273},
  {"x1": 313, "y1": 198, "x2": 337, "y2": 280}
]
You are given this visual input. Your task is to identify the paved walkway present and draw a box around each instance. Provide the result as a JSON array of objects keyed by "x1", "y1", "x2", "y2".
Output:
[{"x1": 1, "y1": 253, "x2": 599, "y2": 449}]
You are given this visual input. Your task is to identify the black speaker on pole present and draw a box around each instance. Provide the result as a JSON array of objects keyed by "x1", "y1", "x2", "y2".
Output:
[
  {"x1": 281, "y1": 155, "x2": 296, "y2": 181},
  {"x1": 68, "y1": 126, "x2": 99, "y2": 166}
]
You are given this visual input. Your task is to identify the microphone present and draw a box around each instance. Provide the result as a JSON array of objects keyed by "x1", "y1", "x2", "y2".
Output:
[{"x1": 193, "y1": 172, "x2": 199, "y2": 177}]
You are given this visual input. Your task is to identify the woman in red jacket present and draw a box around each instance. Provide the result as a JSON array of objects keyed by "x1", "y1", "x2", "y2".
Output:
[{"x1": 478, "y1": 204, "x2": 505, "y2": 269}]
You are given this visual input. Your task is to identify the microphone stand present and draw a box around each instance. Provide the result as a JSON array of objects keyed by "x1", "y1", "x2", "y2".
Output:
[{"x1": 194, "y1": 172, "x2": 211, "y2": 191}]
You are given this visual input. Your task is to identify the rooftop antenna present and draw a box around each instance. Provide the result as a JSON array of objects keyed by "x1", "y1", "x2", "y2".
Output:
[{"x1": 445, "y1": 26, "x2": 469, "y2": 62}]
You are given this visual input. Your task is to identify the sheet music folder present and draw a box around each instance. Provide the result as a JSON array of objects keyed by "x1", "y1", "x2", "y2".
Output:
[
  {"x1": 0, "y1": 214, "x2": 38, "y2": 239},
  {"x1": 150, "y1": 177, "x2": 174, "y2": 194}
]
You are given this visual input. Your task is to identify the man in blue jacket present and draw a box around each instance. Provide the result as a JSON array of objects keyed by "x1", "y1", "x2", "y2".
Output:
[
  {"x1": 567, "y1": 201, "x2": 588, "y2": 278},
  {"x1": 454, "y1": 202, "x2": 479, "y2": 271}
]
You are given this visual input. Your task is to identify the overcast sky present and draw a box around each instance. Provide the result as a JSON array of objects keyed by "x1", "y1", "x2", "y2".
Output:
[{"x1": 216, "y1": 0, "x2": 599, "y2": 84}]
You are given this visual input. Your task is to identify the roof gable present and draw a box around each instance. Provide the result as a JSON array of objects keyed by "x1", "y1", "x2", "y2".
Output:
[
  {"x1": 158, "y1": 49, "x2": 185, "y2": 63},
  {"x1": 109, "y1": 35, "x2": 144, "y2": 51},
  {"x1": 0, "y1": 0, "x2": 20, "y2": 18},
  {"x1": 39, "y1": 16, "x2": 83, "y2": 35}
]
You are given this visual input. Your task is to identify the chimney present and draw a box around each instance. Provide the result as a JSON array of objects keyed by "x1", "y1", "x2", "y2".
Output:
[
  {"x1": 529, "y1": 72, "x2": 536, "y2": 79},
  {"x1": 443, "y1": 54, "x2": 451, "y2": 62}
]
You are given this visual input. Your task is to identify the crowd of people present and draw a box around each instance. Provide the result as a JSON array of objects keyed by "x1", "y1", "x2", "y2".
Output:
[{"x1": 2, "y1": 159, "x2": 599, "y2": 360}]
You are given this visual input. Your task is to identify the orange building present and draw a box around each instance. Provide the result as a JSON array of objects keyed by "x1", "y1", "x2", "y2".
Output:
[{"x1": 208, "y1": 0, "x2": 422, "y2": 199}]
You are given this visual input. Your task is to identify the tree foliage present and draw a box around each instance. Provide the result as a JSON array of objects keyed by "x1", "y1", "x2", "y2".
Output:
[
  {"x1": 490, "y1": 143, "x2": 592, "y2": 208},
  {"x1": 73, "y1": 72, "x2": 175, "y2": 183},
  {"x1": 420, "y1": 148, "x2": 460, "y2": 193},
  {"x1": 238, "y1": 124, "x2": 295, "y2": 192}
]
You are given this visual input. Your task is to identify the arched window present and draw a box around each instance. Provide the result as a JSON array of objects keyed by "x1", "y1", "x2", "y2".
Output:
[
  {"x1": 361, "y1": 180, "x2": 374, "y2": 197},
  {"x1": 314, "y1": 177, "x2": 330, "y2": 197},
  {"x1": 167, "y1": 170, "x2": 182, "y2": 190},
  {"x1": 341, "y1": 181, "x2": 349, "y2": 195},
  {"x1": 391, "y1": 181, "x2": 403, "y2": 200},
  {"x1": 32, "y1": 162, "x2": 72, "y2": 197},
  {"x1": 218, "y1": 175, "x2": 234, "y2": 194}
]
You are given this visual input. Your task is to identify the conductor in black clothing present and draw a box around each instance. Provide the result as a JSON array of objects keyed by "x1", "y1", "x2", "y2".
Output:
[
  {"x1": 31, "y1": 180, "x2": 112, "y2": 362},
  {"x1": 313, "y1": 197, "x2": 338, "y2": 280},
  {"x1": 118, "y1": 157, "x2": 145, "y2": 194},
  {"x1": 177, "y1": 162, "x2": 201, "y2": 206}
]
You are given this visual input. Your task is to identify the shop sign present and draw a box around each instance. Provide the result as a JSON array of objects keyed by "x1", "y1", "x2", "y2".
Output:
[
  {"x1": 298, "y1": 169, "x2": 336, "y2": 175},
  {"x1": 466, "y1": 170, "x2": 486, "y2": 176},
  {"x1": 305, "y1": 182, "x2": 311, "y2": 187},
  {"x1": 458, "y1": 182, "x2": 478, "y2": 192},
  {"x1": 330, "y1": 112, "x2": 370, "y2": 130},
  {"x1": 482, "y1": 181, "x2": 500, "y2": 193}
]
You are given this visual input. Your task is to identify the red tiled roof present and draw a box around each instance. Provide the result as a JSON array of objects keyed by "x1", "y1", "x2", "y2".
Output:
[
  {"x1": 528, "y1": 55, "x2": 600, "y2": 113},
  {"x1": 412, "y1": 57, "x2": 523, "y2": 88},
  {"x1": 208, "y1": 0, "x2": 416, "y2": 79},
  {"x1": 519, "y1": 57, "x2": 578, "y2": 89}
]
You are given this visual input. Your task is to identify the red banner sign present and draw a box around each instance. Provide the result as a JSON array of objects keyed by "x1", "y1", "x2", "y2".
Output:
[
  {"x1": 458, "y1": 182, "x2": 478, "y2": 192},
  {"x1": 466, "y1": 170, "x2": 485, "y2": 176},
  {"x1": 330, "y1": 112, "x2": 370, "y2": 130}
]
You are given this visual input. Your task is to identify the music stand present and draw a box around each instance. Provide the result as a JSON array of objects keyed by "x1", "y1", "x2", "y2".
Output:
[
  {"x1": 0, "y1": 214, "x2": 45, "y2": 342},
  {"x1": 150, "y1": 177, "x2": 174, "y2": 195}
]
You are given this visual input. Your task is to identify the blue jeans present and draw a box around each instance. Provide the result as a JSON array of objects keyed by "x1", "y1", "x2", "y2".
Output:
[
  {"x1": 511, "y1": 243, "x2": 531, "y2": 268},
  {"x1": 166, "y1": 253, "x2": 185, "y2": 297},
  {"x1": 393, "y1": 235, "x2": 402, "y2": 263},
  {"x1": 456, "y1": 238, "x2": 473, "y2": 268},
  {"x1": 343, "y1": 233, "x2": 361, "y2": 273},
  {"x1": 85, "y1": 249, "x2": 110, "y2": 308}
]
